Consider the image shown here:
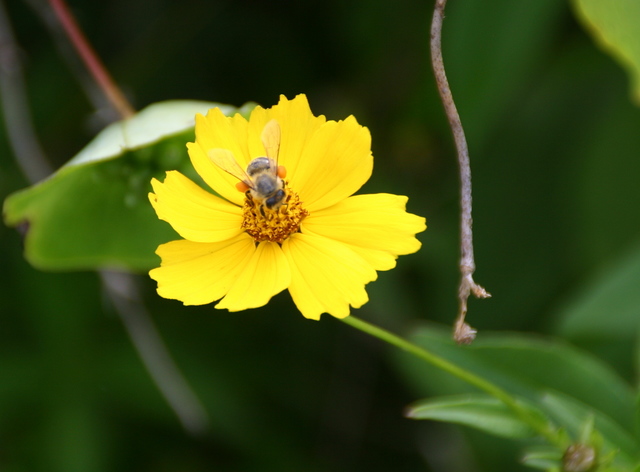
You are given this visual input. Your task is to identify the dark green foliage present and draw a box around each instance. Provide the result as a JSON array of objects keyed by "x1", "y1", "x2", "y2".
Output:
[{"x1": 2, "y1": 0, "x2": 640, "y2": 470}]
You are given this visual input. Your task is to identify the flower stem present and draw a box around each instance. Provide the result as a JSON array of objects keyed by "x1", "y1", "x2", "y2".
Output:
[
  {"x1": 340, "y1": 315, "x2": 562, "y2": 446},
  {"x1": 49, "y1": 0, "x2": 135, "y2": 119}
]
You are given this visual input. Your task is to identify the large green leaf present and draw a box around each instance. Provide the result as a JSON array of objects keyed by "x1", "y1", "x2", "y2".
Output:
[
  {"x1": 444, "y1": 0, "x2": 566, "y2": 151},
  {"x1": 552, "y1": 242, "x2": 640, "y2": 381},
  {"x1": 407, "y1": 392, "x2": 639, "y2": 468},
  {"x1": 572, "y1": 0, "x2": 640, "y2": 103},
  {"x1": 554, "y1": 242, "x2": 640, "y2": 340},
  {"x1": 395, "y1": 325, "x2": 640, "y2": 469},
  {"x1": 3, "y1": 100, "x2": 255, "y2": 272},
  {"x1": 394, "y1": 324, "x2": 636, "y2": 435}
]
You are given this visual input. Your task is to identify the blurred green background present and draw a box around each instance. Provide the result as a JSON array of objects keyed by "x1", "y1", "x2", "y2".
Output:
[{"x1": 2, "y1": 0, "x2": 640, "y2": 471}]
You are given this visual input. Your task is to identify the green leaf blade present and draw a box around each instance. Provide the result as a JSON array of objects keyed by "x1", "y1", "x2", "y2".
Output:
[
  {"x1": 572, "y1": 0, "x2": 640, "y2": 103},
  {"x1": 554, "y1": 242, "x2": 640, "y2": 340},
  {"x1": 395, "y1": 325, "x2": 636, "y2": 436},
  {"x1": 406, "y1": 393, "x2": 543, "y2": 439},
  {"x1": 3, "y1": 100, "x2": 255, "y2": 272},
  {"x1": 65, "y1": 100, "x2": 243, "y2": 167}
]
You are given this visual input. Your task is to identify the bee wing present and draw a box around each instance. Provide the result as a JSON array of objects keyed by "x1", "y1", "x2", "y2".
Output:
[
  {"x1": 207, "y1": 148, "x2": 253, "y2": 187},
  {"x1": 261, "y1": 119, "x2": 281, "y2": 167}
]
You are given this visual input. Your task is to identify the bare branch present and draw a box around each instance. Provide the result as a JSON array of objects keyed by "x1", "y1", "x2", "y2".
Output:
[
  {"x1": 48, "y1": 0, "x2": 135, "y2": 119},
  {"x1": 24, "y1": 0, "x2": 118, "y2": 121},
  {"x1": 430, "y1": 0, "x2": 490, "y2": 345},
  {"x1": 101, "y1": 272, "x2": 209, "y2": 435},
  {"x1": 0, "y1": 2, "x2": 206, "y2": 433},
  {"x1": 0, "y1": 0, "x2": 53, "y2": 182}
]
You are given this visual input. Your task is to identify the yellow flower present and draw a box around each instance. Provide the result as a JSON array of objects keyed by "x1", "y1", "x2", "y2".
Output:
[{"x1": 149, "y1": 94, "x2": 426, "y2": 320}]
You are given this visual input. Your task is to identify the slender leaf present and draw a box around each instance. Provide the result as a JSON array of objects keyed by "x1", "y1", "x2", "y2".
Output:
[
  {"x1": 406, "y1": 393, "x2": 545, "y2": 439},
  {"x1": 521, "y1": 446, "x2": 563, "y2": 471}
]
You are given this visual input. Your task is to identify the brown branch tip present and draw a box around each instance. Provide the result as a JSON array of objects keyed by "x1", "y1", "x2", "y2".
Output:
[{"x1": 454, "y1": 274, "x2": 491, "y2": 345}]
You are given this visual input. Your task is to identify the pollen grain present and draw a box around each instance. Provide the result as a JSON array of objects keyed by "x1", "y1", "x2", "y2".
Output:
[{"x1": 241, "y1": 183, "x2": 308, "y2": 244}]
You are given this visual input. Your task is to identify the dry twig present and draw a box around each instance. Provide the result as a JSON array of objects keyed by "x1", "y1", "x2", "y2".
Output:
[{"x1": 430, "y1": 0, "x2": 490, "y2": 344}]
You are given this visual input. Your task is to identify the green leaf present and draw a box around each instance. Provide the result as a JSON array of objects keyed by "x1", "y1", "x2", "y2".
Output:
[
  {"x1": 554, "y1": 242, "x2": 640, "y2": 340},
  {"x1": 521, "y1": 446, "x2": 563, "y2": 471},
  {"x1": 553, "y1": 242, "x2": 640, "y2": 381},
  {"x1": 572, "y1": 0, "x2": 640, "y2": 103},
  {"x1": 64, "y1": 100, "x2": 243, "y2": 167},
  {"x1": 406, "y1": 393, "x2": 545, "y2": 439},
  {"x1": 394, "y1": 324, "x2": 636, "y2": 435},
  {"x1": 444, "y1": 0, "x2": 566, "y2": 151},
  {"x1": 3, "y1": 100, "x2": 255, "y2": 272}
]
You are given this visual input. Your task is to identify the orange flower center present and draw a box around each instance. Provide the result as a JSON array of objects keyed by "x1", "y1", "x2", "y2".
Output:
[{"x1": 241, "y1": 182, "x2": 309, "y2": 244}]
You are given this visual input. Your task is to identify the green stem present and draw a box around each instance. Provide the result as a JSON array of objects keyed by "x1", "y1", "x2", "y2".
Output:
[{"x1": 340, "y1": 315, "x2": 562, "y2": 446}]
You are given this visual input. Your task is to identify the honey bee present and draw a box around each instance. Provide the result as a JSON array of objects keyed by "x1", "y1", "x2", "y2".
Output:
[{"x1": 208, "y1": 119, "x2": 287, "y2": 211}]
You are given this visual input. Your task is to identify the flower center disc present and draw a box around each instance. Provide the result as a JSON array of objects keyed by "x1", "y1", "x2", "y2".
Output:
[{"x1": 241, "y1": 183, "x2": 308, "y2": 244}]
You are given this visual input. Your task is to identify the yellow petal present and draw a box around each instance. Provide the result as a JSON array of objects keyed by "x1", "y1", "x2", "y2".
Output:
[
  {"x1": 293, "y1": 116, "x2": 373, "y2": 212},
  {"x1": 150, "y1": 171, "x2": 243, "y2": 242},
  {"x1": 216, "y1": 241, "x2": 290, "y2": 311},
  {"x1": 186, "y1": 95, "x2": 372, "y2": 212},
  {"x1": 282, "y1": 233, "x2": 377, "y2": 320},
  {"x1": 246, "y1": 95, "x2": 327, "y2": 182},
  {"x1": 150, "y1": 234, "x2": 255, "y2": 306},
  {"x1": 301, "y1": 193, "x2": 426, "y2": 270},
  {"x1": 188, "y1": 109, "x2": 250, "y2": 206}
]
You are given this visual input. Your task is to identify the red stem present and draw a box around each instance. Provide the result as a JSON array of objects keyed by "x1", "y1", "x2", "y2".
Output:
[{"x1": 48, "y1": 0, "x2": 135, "y2": 119}]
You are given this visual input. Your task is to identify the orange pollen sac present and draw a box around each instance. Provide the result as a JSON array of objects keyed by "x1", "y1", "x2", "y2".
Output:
[{"x1": 241, "y1": 182, "x2": 309, "y2": 244}]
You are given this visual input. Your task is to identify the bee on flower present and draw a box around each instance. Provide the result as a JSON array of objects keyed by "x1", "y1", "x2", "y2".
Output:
[
  {"x1": 208, "y1": 119, "x2": 287, "y2": 214},
  {"x1": 149, "y1": 94, "x2": 426, "y2": 320}
]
